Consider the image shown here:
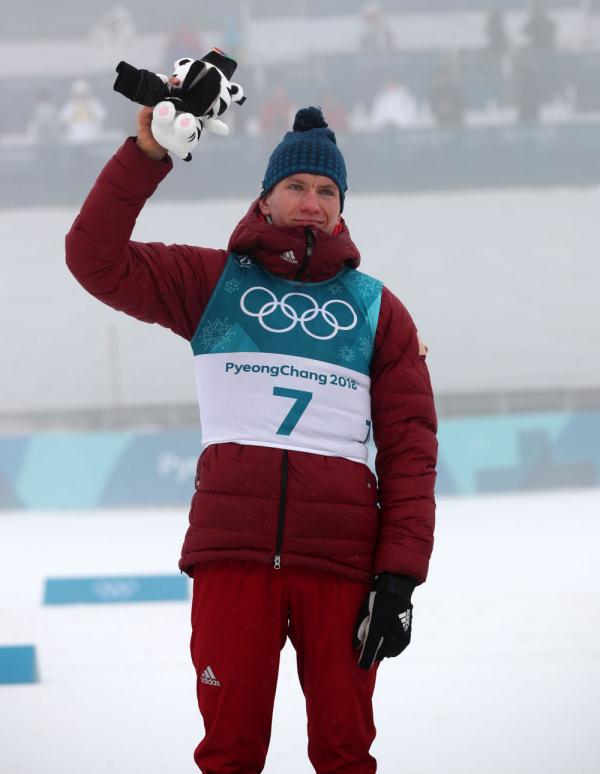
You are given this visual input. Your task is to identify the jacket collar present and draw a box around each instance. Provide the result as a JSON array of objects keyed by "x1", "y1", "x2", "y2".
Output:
[{"x1": 227, "y1": 198, "x2": 361, "y2": 282}]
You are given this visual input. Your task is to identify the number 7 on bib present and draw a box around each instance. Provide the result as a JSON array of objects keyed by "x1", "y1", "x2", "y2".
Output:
[{"x1": 273, "y1": 387, "x2": 313, "y2": 436}]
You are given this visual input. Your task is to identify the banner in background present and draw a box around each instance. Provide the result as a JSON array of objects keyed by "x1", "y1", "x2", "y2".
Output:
[{"x1": 0, "y1": 411, "x2": 598, "y2": 509}]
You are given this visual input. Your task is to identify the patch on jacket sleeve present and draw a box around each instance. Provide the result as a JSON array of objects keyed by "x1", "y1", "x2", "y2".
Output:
[{"x1": 417, "y1": 331, "x2": 429, "y2": 355}]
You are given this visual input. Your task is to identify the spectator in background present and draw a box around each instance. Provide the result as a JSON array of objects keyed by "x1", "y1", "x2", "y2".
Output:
[
  {"x1": 371, "y1": 78, "x2": 419, "y2": 130},
  {"x1": 523, "y1": 2, "x2": 557, "y2": 52},
  {"x1": 358, "y1": 2, "x2": 394, "y2": 52},
  {"x1": 260, "y1": 85, "x2": 296, "y2": 134},
  {"x1": 221, "y1": 7, "x2": 249, "y2": 134},
  {"x1": 512, "y1": 49, "x2": 545, "y2": 124},
  {"x1": 222, "y1": 10, "x2": 246, "y2": 64},
  {"x1": 428, "y1": 61, "x2": 466, "y2": 128},
  {"x1": 28, "y1": 90, "x2": 61, "y2": 144},
  {"x1": 90, "y1": 6, "x2": 136, "y2": 47},
  {"x1": 484, "y1": 9, "x2": 512, "y2": 110},
  {"x1": 163, "y1": 23, "x2": 204, "y2": 75},
  {"x1": 59, "y1": 80, "x2": 107, "y2": 144},
  {"x1": 486, "y1": 9, "x2": 510, "y2": 58},
  {"x1": 581, "y1": 0, "x2": 600, "y2": 50}
]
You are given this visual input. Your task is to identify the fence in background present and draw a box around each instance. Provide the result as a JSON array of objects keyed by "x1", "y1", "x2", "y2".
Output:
[{"x1": 4, "y1": 122, "x2": 600, "y2": 209}]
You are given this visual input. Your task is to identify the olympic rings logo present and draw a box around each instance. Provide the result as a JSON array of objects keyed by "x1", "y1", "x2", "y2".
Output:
[
  {"x1": 92, "y1": 580, "x2": 140, "y2": 601},
  {"x1": 240, "y1": 286, "x2": 357, "y2": 340}
]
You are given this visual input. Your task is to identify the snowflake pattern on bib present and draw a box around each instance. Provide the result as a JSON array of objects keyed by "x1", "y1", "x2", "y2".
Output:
[
  {"x1": 197, "y1": 318, "x2": 235, "y2": 352},
  {"x1": 224, "y1": 278, "x2": 241, "y2": 294}
]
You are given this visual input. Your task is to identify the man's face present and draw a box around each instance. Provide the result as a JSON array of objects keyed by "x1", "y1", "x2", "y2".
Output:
[{"x1": 259, "y1": 173, "x2": 341, "y2": 235}]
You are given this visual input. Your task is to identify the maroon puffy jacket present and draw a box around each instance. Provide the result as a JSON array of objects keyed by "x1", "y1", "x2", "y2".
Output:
[{"x1": 65, "y1": 138, "x2": 438, "y2": 585}]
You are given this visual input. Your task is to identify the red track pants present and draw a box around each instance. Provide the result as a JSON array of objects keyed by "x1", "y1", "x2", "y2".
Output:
[{"x1": 190, "y1": 561, "x2": 379, "y2": 774}]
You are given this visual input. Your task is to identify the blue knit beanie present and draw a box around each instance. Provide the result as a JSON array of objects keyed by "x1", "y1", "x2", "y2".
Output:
[{"x1": 260, "y1": 106, "x2": 348, "y2": 212}]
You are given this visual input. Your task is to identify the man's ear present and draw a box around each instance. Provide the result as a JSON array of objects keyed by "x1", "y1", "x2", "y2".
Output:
[{"x1": 258, "y1": 197, "x2": 271, "y2": 216}]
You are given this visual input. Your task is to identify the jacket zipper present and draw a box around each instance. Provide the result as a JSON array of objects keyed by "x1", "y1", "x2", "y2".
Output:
[
  {"x1": 274, "y1": 450, "x2": 289, "y2": 569},
  {"x1": 294, "y1": 227, "x2": 315, "y2": 281},
  {"x1": 274, "y1": 229, "x2": 313, "y2": 568}
]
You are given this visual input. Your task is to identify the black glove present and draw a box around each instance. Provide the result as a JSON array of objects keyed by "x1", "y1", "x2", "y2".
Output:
[
  {"x1": 353, "y1": 572, "x2": 416, "y2": 670},
  {"x1": 114, "y1": 62, "x2": 170, "y2": 107}
]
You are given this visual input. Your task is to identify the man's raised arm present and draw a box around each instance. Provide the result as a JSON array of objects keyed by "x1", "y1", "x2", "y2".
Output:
[{"x1": 65, "y1": 107, "x2": 226, "y2": 340}]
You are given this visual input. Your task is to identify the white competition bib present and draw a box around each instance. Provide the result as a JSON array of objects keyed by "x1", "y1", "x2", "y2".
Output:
[{"x1": 191, "y1": 254, "x2": 383, "y2": 464}]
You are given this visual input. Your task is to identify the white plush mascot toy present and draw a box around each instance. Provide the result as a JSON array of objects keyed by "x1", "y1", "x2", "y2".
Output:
[{"x1": 114, "y1": 48, "x2": 246, "y2": 161}]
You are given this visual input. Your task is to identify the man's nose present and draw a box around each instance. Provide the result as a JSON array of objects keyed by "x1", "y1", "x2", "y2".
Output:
[{"x1": 300, "y1": 189, "x2": 320, "y2": 211}]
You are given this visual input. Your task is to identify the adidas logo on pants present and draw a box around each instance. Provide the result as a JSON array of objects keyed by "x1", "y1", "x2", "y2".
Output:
[{"x1": 200, "y1": 665, "x2": 221, "y2": 687}]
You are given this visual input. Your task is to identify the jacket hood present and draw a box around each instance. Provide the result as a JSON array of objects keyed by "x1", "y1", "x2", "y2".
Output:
[{"x1": 227, "y1": 198, "x2": 361, "y2": 282}]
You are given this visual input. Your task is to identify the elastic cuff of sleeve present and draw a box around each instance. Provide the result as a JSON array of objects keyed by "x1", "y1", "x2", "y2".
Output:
[
  {"x1": 102, "y1": 138, "x2": 172, "y2": 197},
  {"x1": 125, "y1": 136, "x2": 171, "y2": 165},
  {"x1": 374, "y1": 572, "x2": 417, "y2": 598}
]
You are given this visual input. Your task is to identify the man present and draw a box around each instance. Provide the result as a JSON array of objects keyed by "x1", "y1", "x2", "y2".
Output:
[{"x1": 66, "y1": 103, "x2": 437, "y2": 773}]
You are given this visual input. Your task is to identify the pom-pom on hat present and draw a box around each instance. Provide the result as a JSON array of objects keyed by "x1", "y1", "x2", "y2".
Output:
[{"x1": 260, "y1": 106, "x2": 348, "y2": 211}]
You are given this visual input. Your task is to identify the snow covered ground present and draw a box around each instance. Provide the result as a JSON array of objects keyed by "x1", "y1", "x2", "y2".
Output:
[{"x1": 1, "y1": 488, "x2": 599, "y2": 774}]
